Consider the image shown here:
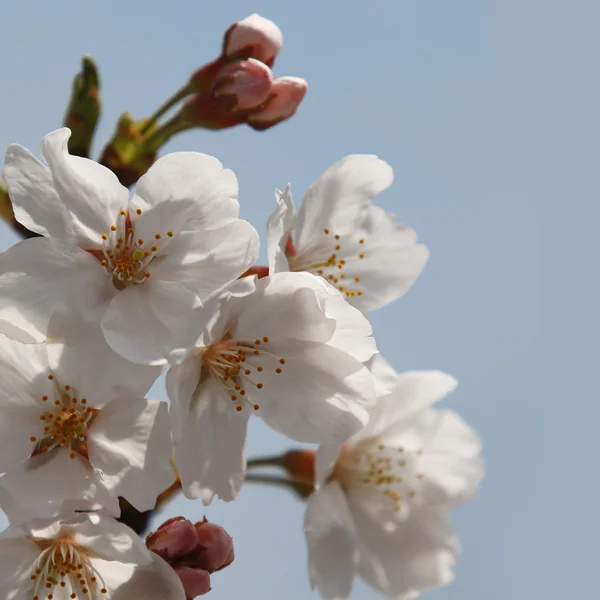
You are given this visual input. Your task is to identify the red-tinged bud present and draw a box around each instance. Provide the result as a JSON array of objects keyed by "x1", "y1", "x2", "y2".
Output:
[
  {"x1": 192, "y1": 519, "x2": 235, "y2": 573},
  {"x1": 281, "y1": 449, "x2": 316, "y2": 485},
  {"x1": 179, "y1": 92, "x2": 246, "y2": 130},
  {"x1": 248, "y1": 77, "x2": 308, "y2": 130},
  {"x1": 175, "y1": 566, "x2": 212, "y2": 599},
  {"x1": 224, "y1": 14, "x2": 283, "y2": 67},
  {"x1": 214, "y1": 58, "x2": 273, "y2": 111},
  {"x1": 146, "y1": 517, "x2": 199, "y2": 560}
]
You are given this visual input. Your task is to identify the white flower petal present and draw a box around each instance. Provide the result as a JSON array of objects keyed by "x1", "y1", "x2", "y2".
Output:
[
  {"x1": 337, "y1": 205, "x2": 429, "y2": 312},
  {"x1": 0, "y1": 449, "x2": 120, "y2": 525},
  {"x1": 314, "y1": 444, "x2": 344, "y2": 487},
  {"x1": 233, "y1": 272, "x2": 336, "y2": 344},
  {"x1": 131, "y1": 152, "x2": 239, "y2": 224},
  {"x1": 148, "y1": 219, "x2": 259, "y2": 302},
  {"x1": 361, "y1": 370, "x2": 458, "y2": 441},
  {"x1": 3, "y1": 144, "x2": 73, "y2": 240},
  {"x1": 108, "y1": 554, "x2": 185, "y2": 600},
  {"x1": 354, "y1": 506, "x2": 459, "y2": 599},
  {"x1": 174, "y1": 379, "x2": 250, "y2": 504},
  {"x1": 46, "y1": 323, "x2": 163, "y2": 405},
  {"x1": 69, "y1": 513, "x2": 152, "y2": 565},
  {"x1": 304, "y1": 481, "x2": 359, "y2": 600},
  {"x1": 40, "y1": 128, "x2": 129, "y2": 246},
  {"x1": 0, "y1": 537, "x2": 41, "y2": 600},
  {"x1": 266, "y1": 184, "x2": 295, "y2": 273},
  {"x1": 166, "y1": 350, "x2": 203, "y2": 440},
  {"x1": 367, "y1": 353, "x2": 399, "y2": 399},
  {"x1": 101, "y1": 280, "x2": 203, "y2": 365},
  {"x1": 256, "y1": 341, "x2": 374, "y2": 443},
  {"x1": 414, "y1": 409, "x2": 484, "y2": 508},
  {"x1": 0, "y1": 237, "x2": 109, "y2": 343},
  {"x1": 295, "y1": 155, "x2": 394, "y2": 250},
  {"x1": 87, "y1": 397, "x2": 175, "y2": 512}
]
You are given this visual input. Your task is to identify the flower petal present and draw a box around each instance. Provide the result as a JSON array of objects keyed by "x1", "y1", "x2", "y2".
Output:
[
  {"x1": 266, "y1": 185, "x2": 295, "y2": 273},
  {"x1": 0, "y1": 537, "x2": 41, "y2": 600},
  {"x1": 354, "y1": 506, "x2": 459, "y2": 599},
  {"x1": 0, "y1": 449, "x2": 120, "y2": 525},
  {"x1": 0, "y1": 237, "x2": 110, "y2": 343},
  {"x1": 87, "y1": 397, "x2": 175, "y2": 512},
  {"x1": 101, "y1": 280, "x2": 203, "y2": 365},
  {"x1": 108, "y1": 554, "x2": 186, "y2": 600},
  {"x1": 233, "y1": 272, "x2": 336, "y2": 344},
  {"x1": 40, "y1": 128, "x2": 129, "y2": 246},
  {"x1": 295, "y1": 155, "x2": 394, "y2": 250},
  {"x1": 414, "y1": 409, "x2": 484, "y2": 508},
  {"x1": 3, "y1": 144, "x2": 73, "y2": 240},
  {"x1": 255, "y1": 341, "x2": 374, "y2": 443},
  {"x1": 314, "y1": 444, "x2": 344, "y2": 487},
  {"x1": 335, "y1": 205, "x2": 429, "y2": 312},
  {"x1": 361, "y1": 370, "x2": 458, "y2": 441},
  {"x1": 46, "y1": 322, "x2": 163, "y2": 405},
  {"x1": 304, "y1": 481, "x2": 359, "y2": 600},
  {"x1": 174, "y1": 379, "x2": 250, "y2": 504},
  {"x1": 366, "y1": 353, "x2": 399, "y2": 399},
  {"x1": 70, "y1": 513, "x2": 152, "y2": 565},
  {"x1": 148, "y1": 219, "x2": 259, "y2": 302},
  {"x1": 131, "y1": 152, "x2": 239, "y2": 224}
]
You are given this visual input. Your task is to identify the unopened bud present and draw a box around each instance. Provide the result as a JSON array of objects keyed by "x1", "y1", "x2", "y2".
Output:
[
  {"x1": 179, "y1": 93, "x2": 245, "y2": 130},
  {"x1": 64, "y1": 55, "x2": 101, "y2": 158},
  {"x1": 224, "y1": 14, "x2": 283, "y2": 67},
  {"x1": 175, "y1": 566, "x2": 211, "y2": 599},
  {"x1": 146, "y1": 517, "x2": 199, "y2": 560},
  {"x1": 192, "y1": 519, "x2": 235, "y2": 572},
  {"x1": 282, "y1": 449, "x2": 316, "y2": 485},
  {"x1": 214, "y1": 59, "x2": 273, "y2": 111},
  {"x1": 248, "y1": 77, "x2": 307, "y2": 130}
]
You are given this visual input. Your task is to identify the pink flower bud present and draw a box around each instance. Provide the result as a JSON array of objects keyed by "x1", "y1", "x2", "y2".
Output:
[
  {"x1": 224, "y1": 14, "x2": 283, "y2": 67},
  {"x1": 248, "y1": 77, "x2": 308, "y2": 130},
  {"x1": 180, "y1": 93, "x2": 246, "y2": 130},
  {"x1": 175, "y1": 566, "x2": 212, "y2": 599},
  {"x1": 213, "y1": 59, "x2": 273, "y2": 111},
  {"x1": 191, "y1": 519, "x2": 235, "y2": 572},
  {"x1": 146, "y1": 517, "x2": 199, "y2": 560}
]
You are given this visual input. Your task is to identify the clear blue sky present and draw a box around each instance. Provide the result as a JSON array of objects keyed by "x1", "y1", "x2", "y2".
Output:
[{"x1": 0, "y1": 1, "x2": 597, "y2": 599}]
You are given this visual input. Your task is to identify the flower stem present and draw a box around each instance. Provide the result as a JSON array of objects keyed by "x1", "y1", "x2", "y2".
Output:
[
  {"x1": 139, "y1": 84, "x2": 194, "y2": 135},
  {"x1": 246, "y1": 454, "x2": 285, "y2": 469}
]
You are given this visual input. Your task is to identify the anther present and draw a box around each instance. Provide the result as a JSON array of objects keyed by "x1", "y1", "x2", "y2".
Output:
[
  {"x1": 324, "y1": 228, "x2": 330, "y2": 234},
  {"x1": 167, "y1": 231, "x2": 173, "y2": 237},
  {"x1": 154, "y1": 233, "x2": 161, "y2": 239},
  {"x1": 359, "y1": 238, "x2": 365, "y2": 244},
  {"x1": 359, "y1": 253, "x2": 365, "y2": 259},
  {"x1": 235, "y1": 406, "x2": 243, "y2": 412},
  {"x1": 257, "y1": 366, "x2": 263, "y2": 372},
  {"x1": 42, "y1": 395, "x2": 48, "y2": 401},
  {"x1": 253, "y1": 404, "x2": 260, "y2": 410},
  {"x1": 101, "y1": 234, "x2": 108, "y2": 240},
  {"x1": 110, "y1": 225, "x2": 117, "y2": 231},
  {"x1": 335, "y1": 234, "x2": 340, "y2": 240},
  {"x1": 48, "y1": 375, "x2": 54, "y2": 380},
  {"x1": 275, "y1": 368, "x2": 282, "y2": 374},
  {"x1": 279, "y1": 358, "x2": 285, "y2": 364},
  {"x1": 136, "y1": 208, "x2": 142, "y2": 215},
  {"x1": 256, "y1": 383, "x2": 263, "y2": 389},
  {"x1": 354, "y1": 275, "x2": 361, "y2": 281}
]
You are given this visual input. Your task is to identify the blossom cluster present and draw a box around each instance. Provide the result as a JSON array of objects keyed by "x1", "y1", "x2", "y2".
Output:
[{"x1": 0, "y1": 14, "x2": 482, "y2": 600}]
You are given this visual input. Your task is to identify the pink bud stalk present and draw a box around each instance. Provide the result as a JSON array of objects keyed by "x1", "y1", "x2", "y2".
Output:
[
  {"x1": 224, "y1": 14, "x2": 283, "y2": 67},
  {"x1": 248, "y1": 77, "x2": 308, "y2": 130},
  {"x1": 213, "y1": 58, "x2": 273, "y2": 111}
]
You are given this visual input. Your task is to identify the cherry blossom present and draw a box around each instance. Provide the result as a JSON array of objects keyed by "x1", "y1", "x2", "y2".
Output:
[
  {"x1": 167, "y1": 272, "x2": 377, "y2": 504},
  {"x1": 304, "y1": 360, "x2": 483, "y2": 600},
  {"x1": 0, "y1": 512, "x2": 185, "y2": 600},
  {"x1": 267, "y1": 155, "x2": 429, "y2": 312},
  {"x1": 0, "y1": 128, "x2": 259, "y2": 364},
  {"x1": 0, "y1": 325, "x2": 173, "y2": 524}
]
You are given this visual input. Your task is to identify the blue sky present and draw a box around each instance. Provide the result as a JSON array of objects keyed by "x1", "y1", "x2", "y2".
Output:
[{"x1": 0, "y1": 1, "x2": 598, "y2": 599}]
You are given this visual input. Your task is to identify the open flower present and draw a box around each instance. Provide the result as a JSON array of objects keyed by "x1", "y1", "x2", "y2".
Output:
[
  {"x1": 167, "y1": 272, "x2": 377, "y2": 504},
  {"x1": 0, "y1": 128, "x2": 259, "y2": 364},
  {"x1": 267, "y1": 155, "x2": 429, "y2": 312},
  {"x1": 0, "y1": 512, "x2": 185, "y2": 600},
  {"x1": 0, "y1": 325, "x2": 173, "y2": 524},
  {"x1": 304, "y1": 361, "x2": 483, "y2": 600}
]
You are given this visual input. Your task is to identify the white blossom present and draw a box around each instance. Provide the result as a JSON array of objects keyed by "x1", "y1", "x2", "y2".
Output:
[
  {"x1": 0, "y1": 325, "x2": 173, "y2": 524},
  {"x1": 0, "y1": 128, "x2": 259, "y2": 364},
  {"x1": 304, "y1": 358, "x2": 483, "y2": 600},
  {"x1": 267, "y1": 155, "x2": 429, "y2": 312},
  {"x1": 167, "y1": 272, "x2": 377, "y2": 504},
  {"x1": 0, "y1": 512, "x2": 185, "y2": 600}
]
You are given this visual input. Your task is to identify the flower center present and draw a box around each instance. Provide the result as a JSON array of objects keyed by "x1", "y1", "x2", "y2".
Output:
[
  {"x1": 201, "y1": 334, "x2": 286, "y2": 413},
  {"x1": 287, "y1": 228, "x2": 366, "y2": 299},
  {"x1": 334, "y1": 439, "x2": 424, "y2": 514},
  {"x1": 90, "y1": 208, "x2": 174, "y2": 291},
  {"x1": 31, "y1": 376, "x2": 99, "y2": 460},
  {"x1": 29, "y1": 537, "x2": 107, "y2": 600}
]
